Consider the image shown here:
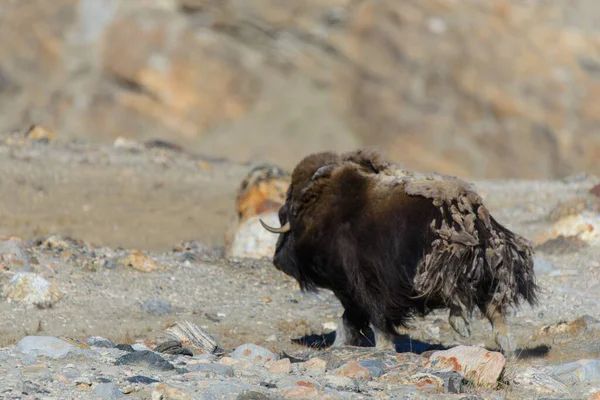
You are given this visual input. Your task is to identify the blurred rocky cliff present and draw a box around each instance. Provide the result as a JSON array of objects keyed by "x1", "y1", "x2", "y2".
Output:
[{"x1": 1, "y1": 0, "x2": 600, "y2": 179}]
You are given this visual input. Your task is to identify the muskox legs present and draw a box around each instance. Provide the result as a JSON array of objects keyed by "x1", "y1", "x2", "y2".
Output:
[
  {"x1": 448, "y1": 303, "x2": 472, "y2": 338},
  {"x1": 480, "y1": 303, "x2": 517, "y2": 357},
  {"x1": 331, "y1": 300, "x2": 371, "y2": 348}
]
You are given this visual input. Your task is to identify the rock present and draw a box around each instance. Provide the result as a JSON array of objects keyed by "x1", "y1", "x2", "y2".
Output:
[
  {"x1": 113, "y1": 136, "x2": 144, "y2": 152},
  {"x1": 16, "y1": 336, "x2": 84, "y2": 360},
  {"x1": 114, "y1": 350, "x2": 175, "y2": 371},
  {"x1": 2, "y1": 272, "x2": 64, "y2": 309},
  {"x1": 536, "y1": 211, "x2": 600, "y2": 247},
  {"x1": 535, "y1": 316, "x2": 595, "y2": 339},
  {"x1": 86, "y1": 336, "x2": 117, "y2": 348},
  {"x1": 358, "y1": 359, "x2": 384, "y2": 378},
  {"x1": 303, "y1": 358, "x2": 327, "y2": 373},
  {"x1": 280, "y1": 380, "x2": 321, "y2": 399},
  {"x1": 165, "y1": 321, "x2": 220, "y2": 354},
  {"x1": 19, "y1": 363, "x2": 52, "y2": 381},
  {"x1": 116, "y1": 344, "x2": 135, "y2": 352},
  {"x1": 0, "y1": 236, "x2": 35, "y2": 271},
  {"x1": 322, "y1": 375, "x2": 358, "y2": 392},
  {"x1": 236, "y1": 390, "x2": 282, "y2": 400},
  {"x1": 551, "y1": 359, "x2": 600, "y2": 386},
  {"x1": 25, "y1": 125, "x2": 56, "y2": 142},
  {"x1": 125, "y1": 375, "x2": 160, "y2": 385},
  {"x1": 225, "y1": 212, "x2": 281, "y2": 259},
  {"x1": 426, "y1": 345, "x2": 506, "y2": 387},
  {"x1": 93, "y1": 382, "x2": 124, "y2": 399},
  {"x1": 141, "y1": 297, "x2": 173, "y2": 316},
  {"x1": 151, "y1": 383, "x2": 192, "y2": 400},
  {"x1": 154, "y1": 340, "x2": 193, "y2": 357},
  {"x1": 269, "y1": 358, "x2": 291, "y2": 374},
  {"x1": 332, "y1": 361, "x2": 371, "y2": 381},
  {"x1": 231, "y1": 344, "x2": 277, "y2": 366},
  {"x1": 234, "y1": 164, "x2": 290, "y2": 224},
  {"x1": 119, "y1": 250, "x2": 162, "y2": 272},
  {"x1": 503, "y1": 365, "x2": 569, "y2": 394},
  {"x1": 431, "y1": 371, "x2": 472, "y2": 394},
  {"x1": 187, "y1": 362, "x2": 234, "y2": 378}
]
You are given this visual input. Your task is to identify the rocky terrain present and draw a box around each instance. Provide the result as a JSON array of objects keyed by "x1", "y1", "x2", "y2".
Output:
[
  {"x1": 2, "y1": 0, "x2": 600, "y2": 179},
  {"x1": 1, "y1": 134, "x2": 600, "y2": 399}
]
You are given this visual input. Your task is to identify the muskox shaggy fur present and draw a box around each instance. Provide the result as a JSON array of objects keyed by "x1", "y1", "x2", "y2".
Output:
[{"x1": 260, "y1": 149, "x2": 538, "y2": 355}]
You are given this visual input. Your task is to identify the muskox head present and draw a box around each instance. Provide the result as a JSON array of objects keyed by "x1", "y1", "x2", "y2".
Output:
[{"x1": 259, "y1": 149, "x2": 390, "y2": 288}]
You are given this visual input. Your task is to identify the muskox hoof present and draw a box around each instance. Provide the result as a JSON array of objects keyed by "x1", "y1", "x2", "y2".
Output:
[
  {"x1": 373, "y1": 329, "x2": 397, "y2": 351},
  {"x1": 448, "y1": 314, "x2": 472, "y2": 338}
]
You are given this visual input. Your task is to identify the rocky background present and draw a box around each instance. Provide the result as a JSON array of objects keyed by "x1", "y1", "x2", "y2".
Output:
[
  {"x1": 2, "y1": 0, "x2": 600, "y2": 399},
  {"x1": 2, "y1": 0, "x2": 600, "y2": 179}
]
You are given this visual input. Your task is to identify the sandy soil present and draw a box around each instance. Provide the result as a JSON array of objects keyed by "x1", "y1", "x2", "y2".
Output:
[{"x1": 0, "y1": 136, "x2": 599, "y2": 375}]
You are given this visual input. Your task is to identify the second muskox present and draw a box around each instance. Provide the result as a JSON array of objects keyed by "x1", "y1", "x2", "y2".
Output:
[{"x1": 260, "y1": 149, "x2": 539, "y2": 356}]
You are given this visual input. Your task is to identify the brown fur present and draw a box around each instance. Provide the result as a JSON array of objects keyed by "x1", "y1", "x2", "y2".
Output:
[{"x1": 265, "y1": 149, "x2": 538, "y2": 354}]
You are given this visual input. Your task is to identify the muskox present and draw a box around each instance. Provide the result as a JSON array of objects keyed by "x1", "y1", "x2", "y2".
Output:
[{"x1": 260, "y1": 149, "x2": 538, "y2": 356}]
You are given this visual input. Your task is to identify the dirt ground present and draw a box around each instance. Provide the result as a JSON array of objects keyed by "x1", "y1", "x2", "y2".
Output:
[{"x1": 1, "y1": 136, "x2": 599, "y2": 373}]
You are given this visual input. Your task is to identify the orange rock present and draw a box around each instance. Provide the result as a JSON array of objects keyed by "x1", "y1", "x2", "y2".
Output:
[
  {"x1": 269, "y1": 358, "x2": 291, "y2": 374},
  {"x1": 304, "y1": 357, "x2": 327, "y2": 373},
  {"x1": 120, "y1": 250, "x2": 162, "y2": 272},
  {"x1": 334, "y1": 361, "x2": 371, "y2": 381},
  {"x1": 25, "y1": 125, "x2": 55, "y2": 141},
  {"x1": 234, "y1": 164, "x2": 290, "y2": 223},
  {"x1": 426, "y1": 345, "x2": 505, "y2": 387}
]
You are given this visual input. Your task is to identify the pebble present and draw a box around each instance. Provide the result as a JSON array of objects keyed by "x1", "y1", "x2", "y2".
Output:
[
  {"x1": 231, "y1": 344, "x2": 277, "y2": 366},
  {"x1": 119, "y1": 250, "x2": 161, "y2": 272},
  {"x1": 333, "y1": 361, "x2": 371, "y2": 381},
  {"x1": 551, "y1": 359, "x2": 600, "y2": 386},
  {"x1": 93, "y1": 382, "x2": 124, "y2": 399},
  {"x1": 86, "y1": 336, "x2": 117, "y2": 348},
  {"x1": 16, "y1": 336, "x2": 84, "y2": 359},
  {"x1": 114, "y1": 350, "x2": 175, "y2": 371},
  {"x1": 323, "y1": 375, "x2": 358, "y2": 392},
  {"x1": 187, "y1": 362, "x2": 234, "y2": 377},
  {"x1": 303, "y1": 357, "x2": 327, "y2": 373},
  {"x1": 268, "y1": 358, "x2": 291, "y2": 374},
  {"x1": 426, "y1": 345, "x2": 505, "y2": 387},
  {"x1": 2, "y1": 272, "x2": 64, "y2": 308},
  {"x1": 358, "y1": 359, "x2": 384, "y2": 378},
  {"x1": 19, "y1": 363, "x2": 52, "y2": 381},
  {"x1": 141, "y1": 297, "x2": 173, "y2": 316},
  {"x1": 125, "y1": 375, "x2": 160, "y2": 384}
]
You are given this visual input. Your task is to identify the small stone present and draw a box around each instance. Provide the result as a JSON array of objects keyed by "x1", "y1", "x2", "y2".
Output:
[
  {"x1": 86, "y1": 336, "x2": 117, "y2": 348},
  {"x1": 151, "y1": 383, "x2": 192, "y2": 400},
  {"x1": 236, "y1": 390, "x2": 279, "y2": 400},
  {"x1": 142, "y1": 298, "x2": 173, "y2": 316},
  {"x1": 431, "y1": 371, "x2": 471, "y2": 394},
  {"x1": 333, "y1": 361, "x2": 371, "y2": 381},
  {"x1": 119, "y1": 250, "x2": 162, "y2": 272},
  {"x1": 261, "y1": 296, "x2": 272, "y2": 303},
  {"x1": 154, "y1": 340, "x2": 192, "y2": 356},
  {"x1": 426, "y1": 345, "x2": 505, "y2": 387},
  {"x1": 358, "y1": 359, "x2": 384, "y2": 378},
  {"x1": 16, "y1": 336, "x2": 83, "y2": 359},
  {"x1": 19, "y1": 363, "x2": 52, "y2": 381},
  {"x1": 219, "y1": 356, "x2": 239, "y2": 366},
  {"x1": 116, "y1": 344, "x2": 135, "y2": 352},
  {"x1": 503, "y1": 365, "x2": 569, "y2": 393},
  {"x1": 125, "y1": 375, "x2": 160, "y2": 385},
  {"x1": 231, "y1": 344, "x2": 277, "y2": 365},
  {"x1": 323, "y1": 375, "x2": 358, "y2": 392},
  {"x1": 304, "y1": 358, "x2": 327, "y2": 373},
  {"x1": 114, "y1": 350, "x2": 175, "y2": 371},
  {"x1": 93, "y1": 382, "x2": 124, "y2": 399},
  {"x1": 280, "y1": 380, "x2": 320, "y2": 399},
  {"x1": 2, "y1": 272, "x2": 64, "y2": 308},
  {"x1": 187, "y1": 362, "x2": 234, "y2": 377},
  {"x1": 551, "y1": 359, "x2": 600, "y2": 386},
  {"x1": 269, "y1": 358, "x2": 291, "y2": 374},
  {"x1": 25, "y1": 125, "x2": 55, "y2": 141},
  {"x1": 114, "y1": 136, "x2": 143, "y2": 152}
]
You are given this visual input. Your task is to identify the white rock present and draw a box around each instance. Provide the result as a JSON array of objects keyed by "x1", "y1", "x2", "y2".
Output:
[
  {"x1": 16, "y1": 336, "x2": 85, "y2": 360},
  {"x1": 227, "y1": 212, "x2": 280, "y2": 259},
  {"x1": 2, "y1": 272, "x2": 64, "y2": 308}
]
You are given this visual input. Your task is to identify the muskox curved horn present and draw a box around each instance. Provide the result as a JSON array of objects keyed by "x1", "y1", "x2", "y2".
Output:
[{"x1": 259, "y1": 219, "x2": 291, "y2": 234}]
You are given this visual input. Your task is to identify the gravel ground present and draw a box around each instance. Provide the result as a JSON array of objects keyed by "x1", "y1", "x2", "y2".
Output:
[{"x1": 0, "y1": 136, "x2": 599, "y2": 399}]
